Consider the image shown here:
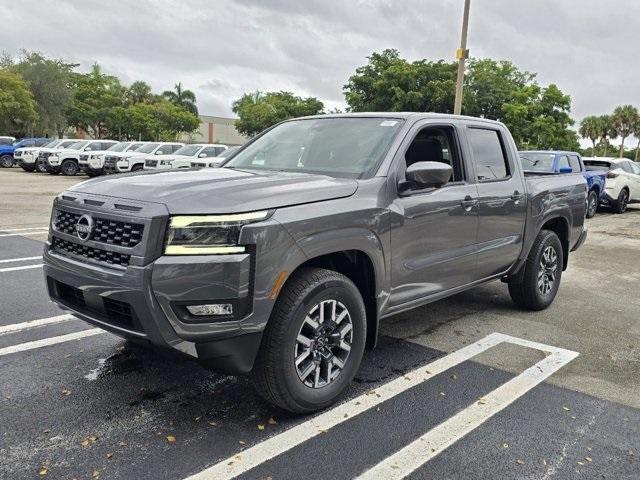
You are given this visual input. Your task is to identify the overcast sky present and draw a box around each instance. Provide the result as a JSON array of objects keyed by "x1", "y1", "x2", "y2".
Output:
[{"x1": 3, "y1": 0, "x2": 639, "y2": 132}]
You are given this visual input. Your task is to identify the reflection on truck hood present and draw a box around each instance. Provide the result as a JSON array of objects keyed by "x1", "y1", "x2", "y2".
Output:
[{"x1": 70, "y1": 167, "x2": 359, "y2": 214}]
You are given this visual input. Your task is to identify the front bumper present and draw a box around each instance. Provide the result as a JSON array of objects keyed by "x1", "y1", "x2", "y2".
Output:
[{"x1": 44, "y1": 247, "x2": 263, "y2": 373}]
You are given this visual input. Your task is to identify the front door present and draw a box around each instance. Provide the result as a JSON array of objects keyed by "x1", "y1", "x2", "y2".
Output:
[{"x1": 389, "y1": 124, "x2": 479, "y2": 309}]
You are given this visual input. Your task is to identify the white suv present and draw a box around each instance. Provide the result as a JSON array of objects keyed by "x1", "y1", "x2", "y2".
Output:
[
  {"x1": 584, "y1": 157, "x2": 640, "y2": 213},
  {"x1": 79, "y1": 141, "x2": 145, "y2": 177},
  {"x1": 104, "y1": 142, "x2": 183, "y2": 174},
  {"x1": 47, "y1": 140, "x2": 118, "y2": 176},
  {"x1": 30, "y1": 140, "x2": 80, "y2": 173},
  {"x1": 144, "y1": 144, "x2": 227, "y2": 170},
  {"x1": 191, "y1": 145, "x2": 240, "y2": 168},
  {"x1": 17, "y1": 139, "x2": 71, "y2": 172}
]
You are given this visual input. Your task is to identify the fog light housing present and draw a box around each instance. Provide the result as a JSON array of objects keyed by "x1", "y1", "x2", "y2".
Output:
[{"x1": 186, "y1": 304, "x2": 233, "y2": 316}]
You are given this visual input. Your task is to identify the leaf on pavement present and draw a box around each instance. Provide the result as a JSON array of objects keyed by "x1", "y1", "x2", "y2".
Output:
[
  {"x1": 257, "y1": 424, "x2": 265, "y2": 431},
  {"x1": 38, "y1": 467, "x2": 48, "y2": 476},
  {"x1": 166, "y1": 435, "x2": 176, "y2": 443},
  {"x1": 516, "y1": 459, "x2": 525, "y2": 465},
  {"x1": 502, "y1": 443, "x2": 509, "y2": 449},
  {"x1": 268, "y1": 417, "x2": 277, "y2": 425},
  {"x1": 61, "y1": 389, "x2": 71, "y2": 396}
]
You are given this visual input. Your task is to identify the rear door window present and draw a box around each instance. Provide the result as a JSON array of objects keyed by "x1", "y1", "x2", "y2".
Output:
[
  {"x1": 468, "y1": 128, "x2": 510, "y2": 181},
  {"x1": 621, "y1": 161, "x2": 635, "y2": 174},
  {"x1": 569, "y1": 155, "x2": 582, "y2": 172},
  {"x1": 558, "y1": 155, "x2": 571, "y2": 171}
]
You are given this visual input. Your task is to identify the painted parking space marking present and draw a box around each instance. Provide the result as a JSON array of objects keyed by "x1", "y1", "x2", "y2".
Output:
[
  {"x1": 0, "y1": 231, "x2": 48, "y2": 238},
  {"x1": 356, "y1": 335, "x2": 578, "y2": 479},
  {"x1": 0, "y1": 226, "x2": 48, "y2": 232},
  {"x1": 0, "y1": 314, "x2": 75, "y2": 335},
  {"x1": 0, "y1": 328, "x2": 105, "y2": 356},
  {"x1": 0, "y1": 264, "x2": 43, "y2": 273},
  {"x1": 184, "y1": 333, "x2": 577, "y2": 480},
  {"x1": 0, "y1": 256, "x2": 41, "y2": 264}
]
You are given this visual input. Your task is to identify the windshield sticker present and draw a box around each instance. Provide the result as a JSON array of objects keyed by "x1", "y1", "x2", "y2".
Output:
[{"x1": 380, "y1": 120, "x2": 398, "y2": 127}]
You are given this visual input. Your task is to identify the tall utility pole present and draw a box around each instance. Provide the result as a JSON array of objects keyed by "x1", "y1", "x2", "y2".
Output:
[{"x1": 453, "y1": 0, "x2": 471, "y2": 115}]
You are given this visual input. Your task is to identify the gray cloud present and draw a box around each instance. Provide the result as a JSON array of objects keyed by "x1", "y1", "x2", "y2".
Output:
[{"x1": 3, "y1": 0, "x2": 639, "y2": 130}]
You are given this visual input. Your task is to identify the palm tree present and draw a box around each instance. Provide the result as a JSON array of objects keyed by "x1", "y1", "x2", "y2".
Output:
[
  {"x1": 579, "y1": 116, "x2": 600, "y2": 156},
  {"x1": 633, "y1": 118, "x2": 640, "y2": 162},
  {"x1": 162, "y1": 82, "x2": 198, "y2": 115},
  {"x1": 127, "y1": 81, "x2": 152, "y2": 104},
  {"x1": 597, "y1": 115, "x2": 615, "y2": 157},
  {"x1": 611, "y1": 105, "x2": 639, "y2": 158}
]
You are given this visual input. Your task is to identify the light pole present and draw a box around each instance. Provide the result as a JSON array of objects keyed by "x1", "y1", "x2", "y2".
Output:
[{"x1": 453, "y1": 0, "x2": 471, "y2": 115}]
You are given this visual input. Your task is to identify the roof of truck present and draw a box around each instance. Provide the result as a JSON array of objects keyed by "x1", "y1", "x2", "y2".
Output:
[{"x1": 299, "y1": 112, "x2": 506, "y2": 126}]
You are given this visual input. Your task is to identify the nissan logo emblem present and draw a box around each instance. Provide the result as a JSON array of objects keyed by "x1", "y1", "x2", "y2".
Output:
[{"x1": 76, "y1": 214, "x2": 94, "y2": 242}]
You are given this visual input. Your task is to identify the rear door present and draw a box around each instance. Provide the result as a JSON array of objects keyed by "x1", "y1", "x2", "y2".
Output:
[
  {"x1": 622, "y1": 161, "x2": 640, "y2": 200},
  {"x1": 466, "y1": 125, "x2": 527, "y2": 279},
  {"x1": 389, "y1": 122, "x2": 479, "y2": 308}
]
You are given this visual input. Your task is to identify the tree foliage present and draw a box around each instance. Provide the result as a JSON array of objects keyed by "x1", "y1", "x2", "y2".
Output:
[
  {"x1": 0, "y1": 70, "x2": 39, "y2": 137},
  {"x1": 610, "y1": 105, "x2": 639, "y2": 157},
  {"x1": 5, "y1": 51, "x2": 76, "y2": 137},
  {"x1": 579, "y1": 116, "x2": 601, "y2": 156},
  {"x1": 343, "y1": 50, "x2": 579, "y2": 150},
  {"x1": 232, "y1": 91, "x2": 324, "y2": 137},
  {"x1": 163, "y1": 82, "x2": 198, "y2": 115}
]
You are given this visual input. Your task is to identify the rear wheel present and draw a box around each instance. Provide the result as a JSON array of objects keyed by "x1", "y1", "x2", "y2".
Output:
[
  {"x1": 61, "y1": 159, "x2": 79, "y2": 176},
  {"x1": 509, "y1": 229, "x2": 563, "y2": 311},
  {"x1": 0, "y1": 154, "x2": 14, "y2": 168},
  {"x1": 36, "y1": 160, "x2": 48, "y2": 173},
  {"x1": 612, "y1": 188, "x2": 629, "y2": 214},
  {"x1": 586, "y1": 190, "x2": 598, "y2": 219},
  {"x1": 131, "y1": 164, "x2": 143, "y2": 172},
  {"x1": 251, "y1": 267, "x2": 366, "y2": 413}
]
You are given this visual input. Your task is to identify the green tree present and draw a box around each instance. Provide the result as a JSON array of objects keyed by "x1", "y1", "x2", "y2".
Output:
[
  {"x1": 0, "y1": 70, "x2": 38, "y2": 136},
  {"x1": 633, "y1": 118, "x2": 640, "y2": 161},
  {"x1": 67, "y1": 64, "x2": 125, "y2": 138},
  {"x1": 344, "y1": 49, "x2": 456, "y2": 113},
  {"x1": 106, "y1": 101, "x2": 199, "y2": 141},
  {"x1": 596, "y1": 115, "x2": 615, "y2": 156},
  {"x1": 611, "y1": 105, "x2": 640, "y2": 158},
  {"x1": 162, "y1": 82, "x2": 198, "y2": 115},
  {"x1": 232, "y1": 91, "x2": 324, "y2": 137},
  {"x1": 126, "y1": 81, "x2": 153, "y2": 105},
  {"x1": 7, "y1": 51, "x2": 76, "y2": 137},
  {"x1": 579, "y1": 116, "x2": 601, "y2": 156}
]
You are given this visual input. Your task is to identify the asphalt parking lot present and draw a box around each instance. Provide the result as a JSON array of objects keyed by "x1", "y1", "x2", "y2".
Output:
[{"x1": 0, "y1": 168, "x2": 638, "y2": 479}]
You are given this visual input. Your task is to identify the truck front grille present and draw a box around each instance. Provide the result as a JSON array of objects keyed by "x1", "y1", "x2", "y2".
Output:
[
  {"x1": 52, "y1": 237, "x2": 131, "y2": 267},
  {"x1": 39, "y1": 152, "x2": 51, "y2": 160},
  {"x1": 54, "y1": 209, "x2": 144, "y2": 248},
  {"x1": 79, "y1": 154, "x2": 89, "y2": 161}
]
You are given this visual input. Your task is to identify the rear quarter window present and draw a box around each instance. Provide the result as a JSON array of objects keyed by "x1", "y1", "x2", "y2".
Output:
[{"x1": 468, "y1": 128, "x2": 510, "y2": 181}]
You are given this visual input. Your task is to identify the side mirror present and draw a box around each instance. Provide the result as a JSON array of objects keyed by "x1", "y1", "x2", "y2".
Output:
[
  {"x1": 403, "y1": 161, "x2": 453, "y2": 190},
  {"x1": 199, "y1": 153, "x2": 207, "y2": 158},
  {"x1": 84, "y1": 147, "x2": 91, "y2": 151},
  {"x1": 559, "y1": 167, "x2": 573, "y2": 173},
  {"x1": 155, "y1": 150, "x2": 164, "y2": 155}
]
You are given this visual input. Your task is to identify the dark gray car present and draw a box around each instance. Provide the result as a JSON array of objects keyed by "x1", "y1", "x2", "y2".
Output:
[{"x1": 43, "y1": 113, "x2": 587, "y2": 412}]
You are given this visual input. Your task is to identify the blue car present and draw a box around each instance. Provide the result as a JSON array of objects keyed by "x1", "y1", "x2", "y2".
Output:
[
  {"x1": 0, "y1": 137, "x2": 50, "y2": 168},
  {"x1": 519, "y1": 150, "x2": 606, "y2": 218}
]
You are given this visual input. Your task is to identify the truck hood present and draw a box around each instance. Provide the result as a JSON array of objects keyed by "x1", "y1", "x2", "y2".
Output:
[
  {"x1": 51, "y1": 148, "x2": 81, "y2": 156},
  {"x1": 146, "y1": 154, "x2": 191, "y2": 162},
  {"x1": 69, "y1": 167, "x2": 358, "y2": 214}
]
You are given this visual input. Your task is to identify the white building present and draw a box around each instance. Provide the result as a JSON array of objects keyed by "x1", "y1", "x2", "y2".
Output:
[{"x1": 185, "y1": 115, "x2": 247, "y2": 146}]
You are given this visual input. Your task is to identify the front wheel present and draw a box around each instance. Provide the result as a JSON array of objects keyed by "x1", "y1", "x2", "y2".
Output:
[
  {"x1": 586, "y1": 190, "x2": 598, "y2": 219},
  {"x1": 35, "y1": 160, "x2": 48, "y2": 173},
  {"x1": 251, "y1": 268, "x2": 367, "y2": 413},
  {"x1": 509, "y1": 229, "x2": 563, "y2": 311},
  {"x1": 0, "y1": 155, "x2": 14, "y2": 168},
  {"x1": 613, "y1": 189, "x2": 629, "y2": 214},
  {"x1": 21, "y1": 164, "x2": 35, "y2": 172},
  {"x1": 61, "y1": 159, "x2": 79, "y2": 176}
]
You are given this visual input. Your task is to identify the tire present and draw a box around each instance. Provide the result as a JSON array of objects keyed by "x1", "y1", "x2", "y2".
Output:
[
  {"x1": 20, "y1": 164, "x2": 35, "y2": 172},
  {"x1": 251, "y1": 267, "x2": 367, "y2": 413},
  {"x1": 0, "y1": 154, "x2": 14, "y2": 168},
  {"x1": 131, "y1": 164, "x2": 143, "y2": 172},
  {"x1": 35, "y1": 160, "x2": 48, "y2": 173},
  {"x1": 508, "y1": 229, "x2": 563, "y2": 311},
  {"x1": 61, "y1": 159, "x2": 79, "y2": 176},
  {"x1": 585, "y1": 190, "x2": 598, "y2": 219},
  {"x1": 612, "y1": 188, "x2": 629, "y2": 214}
]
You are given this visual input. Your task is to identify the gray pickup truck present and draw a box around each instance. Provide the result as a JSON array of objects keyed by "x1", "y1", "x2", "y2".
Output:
[{"x1": 43, "y1": 113, "x2": 587, "y2": 413}]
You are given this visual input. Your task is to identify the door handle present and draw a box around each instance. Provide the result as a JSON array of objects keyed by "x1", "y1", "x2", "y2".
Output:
[
  {"x1": 510, "y1": 191, "x2": 524, "y2": 203},
  {"x1": 461, "y1": 196, "x2": 478, "y2": 211}
]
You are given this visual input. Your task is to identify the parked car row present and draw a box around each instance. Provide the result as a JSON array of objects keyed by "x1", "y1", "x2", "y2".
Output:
[
  {"x1": 1, "y1": 137, "x2": 240, "y2": 176},
  {"x1": 519, "y1": 150, "x2": 640, "y2": 216}
]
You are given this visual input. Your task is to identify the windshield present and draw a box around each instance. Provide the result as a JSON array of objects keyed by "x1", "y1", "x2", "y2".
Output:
[
  {"x1": 520, "y1": 152, "x2": 556, "y2": 172},
  {"x1": 107, "y1": 142, "x2": 130, "y2": 152},
  {"x1": 136, "y1": 143, "x2": 160, "y2": 154},
  {"x1": 584, "y1": 161, "x2": 613, "y2": 171},
  {"x1": 173, "y1": 145, "x2": 203, "y2": 156},
  {"x1": 225, "y1": 117, "x2": 405, "y2": 177},
  {"x1": 57, "y1": 140, "x2": 77, "y2": 149},
  {"x1": 67, "y1": 141, "x2": 89, "y2": 150},
  {"x1": 43, "y1": 140, "x2": 59, "y2": 148},
  {"x1": 127, "y1": 143, "x2": 144, "y2": 151}
]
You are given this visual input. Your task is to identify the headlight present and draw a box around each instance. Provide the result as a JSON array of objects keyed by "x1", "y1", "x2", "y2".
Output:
[
  {"x1": 164, "y1": 211, "x2": 271, "y2": 255},
  {"x1": 160, "y1": 159, "x2": 171, "y2": 165}
]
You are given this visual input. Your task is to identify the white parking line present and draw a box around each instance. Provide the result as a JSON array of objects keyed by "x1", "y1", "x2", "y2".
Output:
[
  {"x1": 185, "y1": 332, "x2": 577, "y2": 480},
  {"x1": 0, "y1": 314, "x2": 75, "y2": 335},
  {"x1": 0, "y1": 226, "x2": 48, "y2": 232},
  {"x1": 0, "y1": 256, "x2": 42, "y2": 264},
  {"x1": 356, "y1": 336, "x2": 578, "y2": 479},
  {"x1": 0, "y1": 264, "x2": 43, "y2": 273},
  {"x1": 0, "y1": 231, "x2": 49, "y2": 238},
  {"x1": 0, "y1": 328, "x2": 105, "y2": 356}
]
